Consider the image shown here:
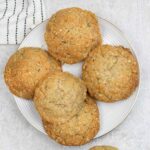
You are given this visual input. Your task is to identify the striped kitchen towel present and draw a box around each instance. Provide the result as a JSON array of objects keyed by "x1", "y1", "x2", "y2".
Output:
[{"x1": 0, "y1": 0, "x2": 46, "y2": 44}]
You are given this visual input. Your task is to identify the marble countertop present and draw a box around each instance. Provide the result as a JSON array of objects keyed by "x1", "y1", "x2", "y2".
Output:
[{"x1": 0, "y1": 0, "x2": 150, "y2": 150}]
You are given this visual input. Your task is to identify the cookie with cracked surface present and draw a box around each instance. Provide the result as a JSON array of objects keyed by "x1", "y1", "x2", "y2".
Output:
[
  {"x1": 45, "y1": 7, "x2": 102, "y2": 64},
  {"x1": 34, "y1": 72, "x2": 87, "y2": 124},
  {"x1": 82, "y1": 45, "x2": 139, "y2": 102},
  {"x1": 42, "y1": 96, "x2": 99, "y2": 146},
  {"x1": 4, "y1": 47, "x2": 61, "y2": 99},
  {"x1": 89, "y1": 146, "x2": 118, "y2": 150}
]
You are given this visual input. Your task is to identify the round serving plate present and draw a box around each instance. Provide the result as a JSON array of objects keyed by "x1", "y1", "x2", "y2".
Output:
[{"x1": 14, "y1": 17, "x2": 140, "y2": 138}]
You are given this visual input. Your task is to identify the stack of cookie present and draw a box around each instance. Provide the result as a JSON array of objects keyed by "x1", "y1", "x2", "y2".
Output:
[
  {"x1": 34, "y1": 72, "x2": 99, "y2": 145},
  {"x1": 4, "y1": 7, "x2": 139, "y2": 146}
]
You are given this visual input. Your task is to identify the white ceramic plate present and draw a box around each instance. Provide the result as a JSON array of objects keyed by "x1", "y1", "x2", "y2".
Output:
[{"x1": 14, "y1": 18, "x2": 140, "y2": 138}]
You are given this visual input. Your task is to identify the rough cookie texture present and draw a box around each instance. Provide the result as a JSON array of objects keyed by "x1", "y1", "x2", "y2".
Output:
[
  {"x1": 43, "y1": 96, "x2": 99, "y2": 146},
  {"x1": 4, "y1": 47, "x2": 61, "y2": 99},
  {"x1": 45, "y1": 7, "x2": 102, "y2": 64},
  {"x1": 34, "y1": 72, "x2": 87, "y2": 124},
  {"x1": 90, "y1": 146, "x2": 118, "y2": 150},
  {"x1": 82, "y1": 45, "x2": 139, "y2": 102}
]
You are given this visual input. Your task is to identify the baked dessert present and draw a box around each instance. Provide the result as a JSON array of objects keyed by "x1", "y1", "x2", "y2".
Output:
[
  {"x1": 34, "y1": 71, "x2": 87, "y2": 124},
  {"x1": 45, "y1": 7, "x2": 102, "y2": 64},
  {"x1": 4, "y1": 47, "x2": 61, "y2": 99},
  {"x1": 82, "y1": 45, "x2": 139, "y2": 102},
  {"x1": 43, "y1": 96, "x2": 99, "y2": 146},
  {"x1": 89, "y1": 146, "x2": 118, "y2": 150}
]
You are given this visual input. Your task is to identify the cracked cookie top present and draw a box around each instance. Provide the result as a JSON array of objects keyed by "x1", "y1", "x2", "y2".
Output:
[
  {"x1": 4, "y1": 47, "x2": 61, "y2": 99},
  {"x1": 42, "y1": 96, "x2": 99, "y2": 146},
  {"x1": 34, "y1": 72, "x2": 87, "y2": 124},
  {"x1": 82, "y1": 45, "x2": 139, "y2": 102},
  {"x1": 45, "y1": 7, "x2": 102, "y2": 64}
]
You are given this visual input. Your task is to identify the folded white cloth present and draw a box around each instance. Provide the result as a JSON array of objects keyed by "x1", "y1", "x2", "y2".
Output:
[{"x1": 0, "y1": 0, "x2": 46, "y2": 44}]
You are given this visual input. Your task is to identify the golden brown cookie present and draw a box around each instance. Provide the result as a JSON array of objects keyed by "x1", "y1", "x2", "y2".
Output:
[
  {"x1": 4, "y1": 47, "x2": 61, "y2": 99},
  {"x1": 89, "y1": 146, "x2": 118, "y2": 150},
  {"x1": 45, "y1": 7, "x2": 102, "y2": 64},
  {"x1": 82, "y1": 45, "x2": 139, "y2": 102},
  {"x1": 42, "y1": 96, "x2": 99, "y2": 146},
  {"x1": 34, "y1": 72, "x2": 87, "y2": 124}
]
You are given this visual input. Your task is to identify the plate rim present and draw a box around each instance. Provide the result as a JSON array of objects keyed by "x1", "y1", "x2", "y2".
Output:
[{"x1": 14, "y1": 17, "x2": 141, "y2": 138}]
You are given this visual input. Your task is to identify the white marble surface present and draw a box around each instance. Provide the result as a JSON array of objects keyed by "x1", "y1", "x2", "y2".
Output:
[{"x1": 0, "y1": 0, "x2": 150, "y2": 150}]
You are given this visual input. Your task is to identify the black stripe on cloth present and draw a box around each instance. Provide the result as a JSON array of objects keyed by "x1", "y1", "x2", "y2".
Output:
[
  {"x1": 0, "y1": 0, "x2": 8, "y2": 20},
  {"x1": 7, "y1": 0, "x2": 17, "y2": 44},
  {"x1": 15, "y1": 0, "x2": 25, "y2": 44},
  {"x1": 24, "y1": 0, "x2": 29, "y2": 37},
  {"x1": 32, "y1": 0, "x2": 36, "y2": 24},
  {"x1": 40, "y1": 0, "x2": 44, "y2": 22}
]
